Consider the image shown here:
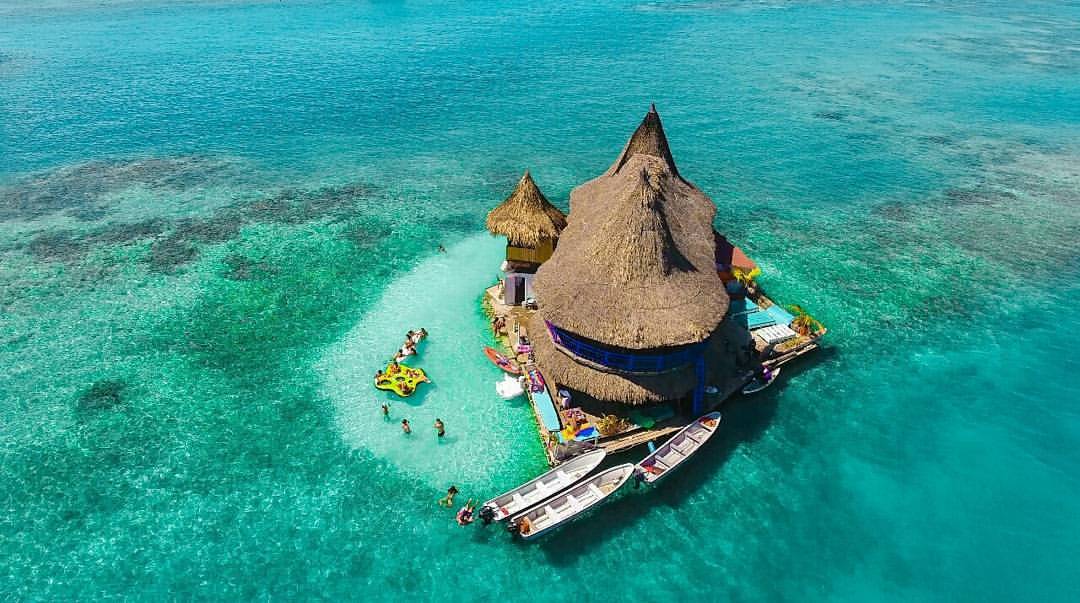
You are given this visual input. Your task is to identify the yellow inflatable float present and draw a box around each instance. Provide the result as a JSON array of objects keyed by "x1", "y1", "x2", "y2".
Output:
[{"x1": 374, "y1": 363, "x2": 429, "y2": 397}]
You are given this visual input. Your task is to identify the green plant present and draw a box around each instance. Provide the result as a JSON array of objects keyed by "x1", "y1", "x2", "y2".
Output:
[
  {"x1": 787, "y1": 304, "x2": 824, "y2": 336},
  {"x1": 732, "y1": 266, "x2": 761, "y2": 286},
  {"x1": 596, "y1": 414, "x2": 633, "y2": 437}
]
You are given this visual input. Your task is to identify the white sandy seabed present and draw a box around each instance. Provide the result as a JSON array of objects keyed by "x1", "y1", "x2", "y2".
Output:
[{"x1": 318, "y1": 234, "x2": 547, "y2": 491}]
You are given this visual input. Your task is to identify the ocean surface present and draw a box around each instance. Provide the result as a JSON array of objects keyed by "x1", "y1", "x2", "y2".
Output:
[{"x1": 2, "y1": 0, "x2": 1079, "y2": 600}]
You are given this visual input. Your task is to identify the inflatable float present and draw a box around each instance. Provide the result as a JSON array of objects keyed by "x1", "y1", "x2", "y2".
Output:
[
  {"x1": 375, "y1": 363, "x2": 429, "y2": 397},
  {"x1": 495, "y1": 374, "x2": 525, "y2": 399}
]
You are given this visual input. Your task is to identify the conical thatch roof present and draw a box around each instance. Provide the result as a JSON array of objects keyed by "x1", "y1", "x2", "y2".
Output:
[
  {"x1": 606, "y1": 103, "x2": 682, "y2": 182},
  {"x1": 485, "y1": 171, "x2": 567, "y2": 247},
  {"x1": 532, "y1": 108, "x2": 728, "y2": 350}
]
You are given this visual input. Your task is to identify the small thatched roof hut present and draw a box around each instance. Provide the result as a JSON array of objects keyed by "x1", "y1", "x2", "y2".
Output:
[
  {"x1": 485, "y1": 171, "x2": 567, "y2": 248},
  {"x1": 530, "y1": 105, "x2": 734, "y2": 407}
]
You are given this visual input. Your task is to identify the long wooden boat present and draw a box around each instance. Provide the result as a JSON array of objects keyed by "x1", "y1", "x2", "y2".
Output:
[
  {"x1": 509, "y1": 463, "x2": 635, "y2": 540},
  {"x1": 481, "y1": 449, "x2": 606, "y2": 522},
  {"x1": 635, "y1": 411, "x2": 721, "y2": 484}
]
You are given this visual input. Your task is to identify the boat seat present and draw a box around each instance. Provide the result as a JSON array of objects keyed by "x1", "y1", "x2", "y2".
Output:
[
  {"x1": 545, "y1": 505, "x2": 558, "y2": 520},
  {"x1": 512, "y1": 493, "x2": 526, "y2": 508},
  {"x1": 588, "y1": 484, "x2": 604, "y2": 499},
  {"x1": 555, "y1": 470, "x2": 569, "y2": 483},
  {"x1": 566, "y1": 494, "x2": 580, "y2": 511}
]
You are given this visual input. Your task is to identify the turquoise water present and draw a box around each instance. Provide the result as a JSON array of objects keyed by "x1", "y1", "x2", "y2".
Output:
[{"x1": 2, "y1": 0, "x2": 1079, "y2": 599}]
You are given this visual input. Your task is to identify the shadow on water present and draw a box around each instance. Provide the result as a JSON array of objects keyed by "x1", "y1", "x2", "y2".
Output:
[{"x1": 532, "y1": 392, "x2": 782, "y2": 566}]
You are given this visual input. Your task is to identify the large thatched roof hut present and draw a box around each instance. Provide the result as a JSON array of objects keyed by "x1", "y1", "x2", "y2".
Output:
[{"x1": 530, "y1": 106, "x2": 735, "y2": 409}]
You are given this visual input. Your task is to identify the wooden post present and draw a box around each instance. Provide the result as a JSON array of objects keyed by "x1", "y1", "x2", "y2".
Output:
[{"x1": 692, "y1": 354, "x2": 705, "y2": 415}]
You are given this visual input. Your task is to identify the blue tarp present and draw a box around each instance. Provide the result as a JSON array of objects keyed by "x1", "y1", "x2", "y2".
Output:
[
  {"x1": 531, "y1": 386, "x2": 562, "y2": 432},
  {"x1": 727, "y1": 297, "x2": 759, "y2": 316},
  {"x1": 745, "y1": 309, "x2": 777, "y2": 329},
  {"x1": 764, "y1": 304, "x2": 795, "y2": 326}
]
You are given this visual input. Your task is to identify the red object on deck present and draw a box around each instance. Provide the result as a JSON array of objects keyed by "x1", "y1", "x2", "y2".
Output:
[
  {"x1": 714, "y1": 231, "x2": 757, "y2": 279},
  {"x1": 483, "y1": 346, "x2": 522, "y2": 374}
]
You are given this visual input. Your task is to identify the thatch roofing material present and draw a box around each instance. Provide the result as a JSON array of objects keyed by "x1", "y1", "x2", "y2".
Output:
[
  {"x1": 530, "y1": 313, "x2": 746, "y2": 405},
  {"x1": 533, "y1": 152, "x2": 728, "y2": 349},
  {"x1": 485, "y1": 171, "x2": 567, "y2": 248},
  {"x1": 607, "y1": 103, "x2": 682, "y2": 182}
]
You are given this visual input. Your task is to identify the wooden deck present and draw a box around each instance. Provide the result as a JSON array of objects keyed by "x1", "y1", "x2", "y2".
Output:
[{"x1": 484, "y1": 283, "x2": 821, "y2": 466}]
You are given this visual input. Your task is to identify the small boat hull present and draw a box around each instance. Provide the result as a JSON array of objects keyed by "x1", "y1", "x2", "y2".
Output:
[
  {"x1": 510, "y1": 463, "x2": 635, "y2": 540},
  {"x1": 482, "y1": 449, "x2": 606, "y2": 522},
  {"x1": 742, "y1": 367, "x2": 781, "y2": 395},
  {"x1": 484, "y1": 346, "x2": 521, "y2": 374},
  {"x1": 636, "y1": 411, "x2": 721, "y2": 484}
]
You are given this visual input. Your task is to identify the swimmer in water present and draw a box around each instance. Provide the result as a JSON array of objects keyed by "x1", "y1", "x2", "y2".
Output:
[
  {"x1": 456, "y1": 500, "x2": 476, "y2": 525},
  {"x1": 401, "y1": 419, "x2": 411, "y2": 434},
  {"x1": 434, "y1": 418, "x2": 445, "y2": 438},
  {"x1": 438, "y1": 485, "x2": 459, "y2": 507}
]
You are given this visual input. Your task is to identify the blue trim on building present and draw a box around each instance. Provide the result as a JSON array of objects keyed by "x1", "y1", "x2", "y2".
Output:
[{"x1": 545, "y1": 320, "x2": 706, "y2": 374}]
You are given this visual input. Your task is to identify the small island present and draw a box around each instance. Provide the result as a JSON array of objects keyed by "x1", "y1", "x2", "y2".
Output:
[{"x1": 484, "y1": 105, "x2": 827, "y2": 465}]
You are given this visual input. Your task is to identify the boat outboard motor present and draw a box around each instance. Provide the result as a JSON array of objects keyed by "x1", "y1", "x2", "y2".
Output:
[{"x1": 479, "y1": 505, "x2": 496, "y2": 526}]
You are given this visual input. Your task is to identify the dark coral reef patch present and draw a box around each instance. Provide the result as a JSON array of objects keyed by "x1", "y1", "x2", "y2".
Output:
[
  {"x1": 77, "y1": 379, "x2": 125, "y2": 411},
  {"x1": 0, "y1": 156, "x2": 238, "y2": 222}
]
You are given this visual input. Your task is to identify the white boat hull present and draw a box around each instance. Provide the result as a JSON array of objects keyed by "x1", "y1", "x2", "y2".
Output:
[
  {"x1": 510, "y1": 463, "x2": 635, "y2": 540},
  {"x1": 742, "y1": 367, "x2": 781, "y2": 395},
  {"x1": 482, "y1": 449, "x2": 607, "y2": 522},
  {"x1": 635, "y1": 411, "x2": 721, "y2": 484}
]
